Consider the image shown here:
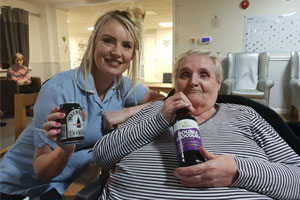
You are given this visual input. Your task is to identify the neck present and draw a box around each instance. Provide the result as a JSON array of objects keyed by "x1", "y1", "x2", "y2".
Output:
[
  {"x1": 192, "y1": 105, "x2": 218, "y2": 124},
  {"x1": 91, "y1": 67, "x2": 115, "y2": 101}
]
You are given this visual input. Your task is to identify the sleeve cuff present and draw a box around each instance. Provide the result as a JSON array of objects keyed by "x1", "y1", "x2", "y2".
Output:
[{"x1": 34, "y1": 128, "x2": 58, "y2": 149}]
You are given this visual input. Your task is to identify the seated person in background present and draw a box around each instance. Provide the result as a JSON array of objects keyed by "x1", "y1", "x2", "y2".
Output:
[
  {"x1": 0, "y1": 7, "x2": 164, "y2": 200},
  {"x1": 7, "y1": 52, "x2": 39, "y2": 94},
  {"x1": 92, "y1": 50, "x2": 300, "y2": 199}
]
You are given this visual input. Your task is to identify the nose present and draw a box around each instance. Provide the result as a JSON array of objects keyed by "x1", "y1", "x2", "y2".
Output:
[
  {"x1": 189, "y1": 74, "x2": 199, "y2": 87},
  {"x1": 111, "y1": 44, "x2": 122, "y2": 57}
]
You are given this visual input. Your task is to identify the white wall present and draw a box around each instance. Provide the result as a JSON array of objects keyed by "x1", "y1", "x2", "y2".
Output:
[
  {"x1": 1, "y1": 0, "x2": 70, "y2": 81},
  {"x1": 69, "y1": 33, "x2": 91, "y2": 69},
  {"x1": 144, "y1": 28, "x2": 173, "y2": 82},
  {"x1": 174, "y1": 0, "x2": 300, "y2": 57},
  {"x1": 156, "y1": 28, "x2": 173, "y2": 81},
  {"x1": 174, "y1": 0, "x2": 300, "y2": 113},
  {"x1": 56, "y1": 9, "x2": 71, "y2": 72}
]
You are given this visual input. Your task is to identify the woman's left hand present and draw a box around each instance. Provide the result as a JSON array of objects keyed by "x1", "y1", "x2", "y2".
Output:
[
  {"x1": 102, "y1": 109, "x2": 130, "y2": 131},
  {"x1": 173, "y1": 147, "x2": 239, "y2": 188}
]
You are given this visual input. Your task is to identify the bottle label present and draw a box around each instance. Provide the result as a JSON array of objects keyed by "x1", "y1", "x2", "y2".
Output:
[{"x1": 173, "y1": 119, "x2": 202, "y2": 153}]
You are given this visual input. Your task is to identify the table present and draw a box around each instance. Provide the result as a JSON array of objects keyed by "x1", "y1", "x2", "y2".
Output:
[{"x1": 144, "y1": 83, "x2": 173, "y2": 95}]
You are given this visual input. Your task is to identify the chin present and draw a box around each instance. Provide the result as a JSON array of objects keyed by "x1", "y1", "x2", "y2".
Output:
[
  {"x1": 186, "y1": 94, "x2": 203, "y2": 103},
  {"x1": 107, "y1": 67, "x2": 127, "y2": 76}
]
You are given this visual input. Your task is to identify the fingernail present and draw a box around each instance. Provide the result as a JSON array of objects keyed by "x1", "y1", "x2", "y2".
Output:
[
  {"x1": 60, "y1": 113, "x2": 65, "y2": 117},
  {"x1": 56, "y1": 129, "x2": 61, "y2": 133},
  {"x1": 56, "y1": 122, "x2": 61, "y2": 126}
]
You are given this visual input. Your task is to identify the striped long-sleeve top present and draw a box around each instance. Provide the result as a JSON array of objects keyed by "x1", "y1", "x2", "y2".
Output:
[
  {"x1": 7, "y1": 65, "x2": 31, "y2": 86},
  {"x1": 93, "y1": 101, "x2": 300, "y2": 200}
]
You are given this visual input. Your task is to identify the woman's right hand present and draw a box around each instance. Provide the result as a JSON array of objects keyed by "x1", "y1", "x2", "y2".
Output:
[
  {"x1": 42, "y1": 106, "x2": 86, "y2": 149},
  {"x1": 161, "y1": 92, "x2": 195, "y2": 123},
  {"x1": 43, "y1": 106, "x2": 76, "y2": 153},
  {"x1": 42, "y1": 106, "x2": 65, "y2": 143},
  {"x1": 34, "y1": 106, "x2": 79, "y2": 181}
]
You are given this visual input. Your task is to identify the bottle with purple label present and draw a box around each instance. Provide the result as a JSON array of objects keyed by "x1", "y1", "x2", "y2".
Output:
[{"x1": 173, "y1": 108, "x2": 206, "y2": 167}]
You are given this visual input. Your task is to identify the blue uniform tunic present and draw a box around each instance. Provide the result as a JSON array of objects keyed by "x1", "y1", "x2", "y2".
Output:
[{"x1": 0, "y1": 68, "x2": 147, "y2": 197}]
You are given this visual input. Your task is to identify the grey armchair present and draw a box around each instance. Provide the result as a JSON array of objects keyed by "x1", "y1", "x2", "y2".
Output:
[
  {"x1": 223, "y1": 52, "x2": 274, "y2": 106},
  {"x1": 290, "y1": 51, "x2": 300, "y2": 121}
]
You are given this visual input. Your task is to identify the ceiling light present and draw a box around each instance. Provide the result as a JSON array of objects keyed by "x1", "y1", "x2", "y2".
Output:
[
  {"x1": 88, "y1": 27, "x2": 94, "y2": 31},
  {"x1": 159, "y1": 22, "x2": 173, "y2": 27},
  {"x1": 66, "y1": 19, "x2": 70, "y2": 23}
]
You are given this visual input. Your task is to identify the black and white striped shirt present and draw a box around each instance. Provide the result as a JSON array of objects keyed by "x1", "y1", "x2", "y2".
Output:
[{"x1": 93, "y1": 101, "x2": 300, "y2": 200}]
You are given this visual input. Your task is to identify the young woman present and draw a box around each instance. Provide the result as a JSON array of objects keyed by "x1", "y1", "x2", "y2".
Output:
[{"x1": 0, "y1": 7, "x2": 164, "y2": 199}]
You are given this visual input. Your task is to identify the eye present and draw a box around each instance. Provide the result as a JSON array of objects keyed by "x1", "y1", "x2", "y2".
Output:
[
  {"x1": 123, "y1": 42, "x2": 133, "y2": 50},
  {"x1": 178, "y1": 71, "x2": 190, "y2": 79},
  {"x1": 200, "y1": 72, "x2": 209, "y2": 78},
  {"x1": 102, "y1": 37, "x2": 114, "y2": 45}
]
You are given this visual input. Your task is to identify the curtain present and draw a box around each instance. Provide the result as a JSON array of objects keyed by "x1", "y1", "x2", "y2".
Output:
[{"x1": 0, "y1": 6, "x2": 29, "y2": 68}]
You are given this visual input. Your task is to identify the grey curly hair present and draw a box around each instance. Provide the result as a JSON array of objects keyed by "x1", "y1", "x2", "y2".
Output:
[{"x1": 173, "y1": 50, "x2": 223, "y2": 83}]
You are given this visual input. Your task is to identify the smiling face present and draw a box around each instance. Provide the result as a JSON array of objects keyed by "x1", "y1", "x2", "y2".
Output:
[
  {"x1": 175, "y1": 54, "x2": 221, "y2": 112},
  {"x1": 93, "y1": 19, "x2": 134, "y2": 78}
]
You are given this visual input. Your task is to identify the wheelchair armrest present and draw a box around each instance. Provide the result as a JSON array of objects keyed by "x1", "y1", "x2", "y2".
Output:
[
  {"x1": 75, "y1": 169, "x2": 110, "y2": 200},
  {"x1": 74, "y1": 177, "x2": 104, "y2": 200},
  {"x1": 287, "y1": 122, "x2": 300, "y2": 137}
]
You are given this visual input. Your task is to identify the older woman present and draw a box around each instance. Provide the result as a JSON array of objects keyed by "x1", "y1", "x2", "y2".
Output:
[
  {"x1": 7, "y1": 52, "x2": 39, "y2": 94},
  {"x1": 93, "y1": 50, "x2": 300, "y2": 199}
]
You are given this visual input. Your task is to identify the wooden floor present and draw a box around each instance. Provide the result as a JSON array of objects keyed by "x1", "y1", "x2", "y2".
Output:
[{"x1": 0, "y1": 116, "x2": 33, "y2": 150}]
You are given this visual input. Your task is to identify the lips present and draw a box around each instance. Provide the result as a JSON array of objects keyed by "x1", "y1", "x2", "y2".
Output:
[
  {"x1": 186, "y1": 89, "x2": 202, "y2": 94},
  {"x1": 105, "y1": 58, "x2": 122, "y2": 67}
]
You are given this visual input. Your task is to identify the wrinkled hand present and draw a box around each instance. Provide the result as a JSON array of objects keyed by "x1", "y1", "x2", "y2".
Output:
[
  {"x1": 102, "y1": 109, "x2": 130, "y2": 131},
  {"x1": 42, "y1": 106, "x2": 86, "y2": 152},
  {"x1": 173, "y1": 147, "x2": 238, "y2": 188},
  {"x1": 161, "y1": 92, "x2": 195, "y2": 123}
]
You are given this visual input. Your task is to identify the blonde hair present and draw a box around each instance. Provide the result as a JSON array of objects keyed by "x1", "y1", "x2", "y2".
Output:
[
  {"x1": 12, "y1": 52, "x2": 25, "y2": 65},
  {"x1": 79, "y1": 7, "x2": 145, "y2": 93},
  {"x1": 173, "y1": 50, "x2": 223, "y2": 83}
]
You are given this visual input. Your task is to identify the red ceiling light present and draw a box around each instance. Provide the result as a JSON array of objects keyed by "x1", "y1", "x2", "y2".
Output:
[{"x1": 240, "y1": 0, "x2": 250, "y2": 9}]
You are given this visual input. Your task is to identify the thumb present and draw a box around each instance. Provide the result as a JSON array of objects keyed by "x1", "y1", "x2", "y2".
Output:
[{"x1": 200, "y1": 147, "x2": 217, "y2": 160}]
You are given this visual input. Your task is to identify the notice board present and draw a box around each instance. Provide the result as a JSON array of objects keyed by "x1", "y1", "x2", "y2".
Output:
[{"x1": 243, "y1": 13, "x2": 300, "y2": 53}]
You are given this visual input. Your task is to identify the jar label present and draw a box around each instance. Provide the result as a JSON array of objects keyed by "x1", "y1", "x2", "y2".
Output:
[
  {"x1": 60, "y1": 124, "x2": 67, "y2": 140},
  {"x1": 66, "y1": 109, "x2": 84, "y2": 138},
  {"x1": 173, "y1": 119, "x2": 202, "y2": 153}
]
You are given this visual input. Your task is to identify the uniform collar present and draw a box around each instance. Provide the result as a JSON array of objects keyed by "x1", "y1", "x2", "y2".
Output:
[
  {"x1": 74, "y1": 68, "x2": 119, "y2": 95},
  {"x1": 75, "y1": 68, "x2": 96, "y2": 93}
]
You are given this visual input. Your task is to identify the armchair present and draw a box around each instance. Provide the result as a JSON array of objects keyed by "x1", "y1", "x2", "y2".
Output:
[
  {"x1": 223, "y1": 52, "x2": 274, "y2": 106},
  {"x1": 290, "y1": 51, "x2": 300, "y2": 121},
  {"x1": 0, "y1": 76, "x2": 41, "y2": 116}
]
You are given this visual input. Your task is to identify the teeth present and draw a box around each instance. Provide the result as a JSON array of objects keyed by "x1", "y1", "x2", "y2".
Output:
[{"x1": 107, "y1": 59, "x2": 121, "y2": 64}]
